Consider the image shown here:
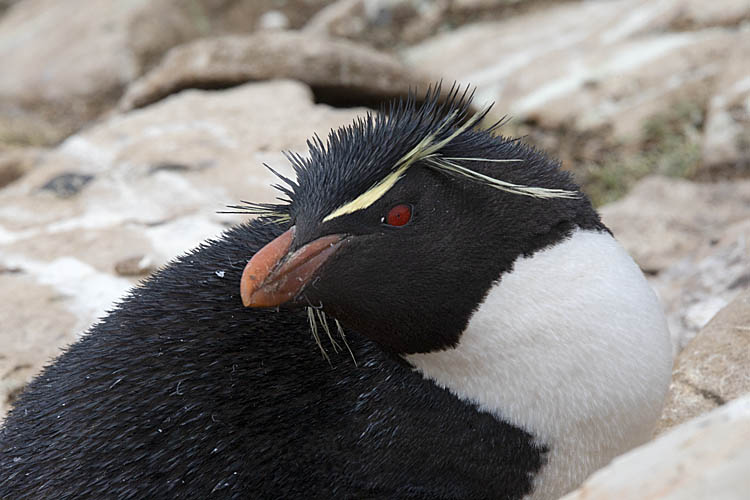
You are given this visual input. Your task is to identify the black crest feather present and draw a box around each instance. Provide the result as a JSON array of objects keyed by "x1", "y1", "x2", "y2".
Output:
[{"x1": 225, "y1": 83, "x2": 576, "y2": 224}]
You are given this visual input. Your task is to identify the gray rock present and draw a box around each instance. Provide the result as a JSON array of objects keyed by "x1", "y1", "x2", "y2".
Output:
[
  {"x1": 302, "y1": 0, "x2": 570, "y2": 48},
  {"x1": 0, "y1": 272, "x2": 79, "y2": 419},
  {"x1": 0, "y1": 0, "x2": 160, "y2": 145},
  {"x1": 0, "y1": 0, "x2": 20, "y2": 13},
  {"x1": 600, "y1": 176, "x2": 750, "y2": 273},
  {"x1": 119, "y1": 31, "x2": 434, "y2": 111},
  {"x1": 0, "y1": 0, "x2": 332, "y2": 147},
  {"x1": 562, "y1": 393, "x2": 750, "y2": 500},
  {"x1": 39, "y1": 173, "x2": 94, "y2": 198},
  {"x1": 303, "y1": 0, "x2": 449, "y2": 47},
  {"x1": 646, "y1": 216, "x2": 750, "y2": 352},
  {"x1": 304, "y1": 0, "x2": 368, "y2": 36},
  {"x1": 0, "y1": 80, "x2": 363, "y2": 419},
  {"x1": 601, "y1": 176, "x2": 750, "y2": 351},
  {"x1": 114, "y1": 255, "x2": 156, "y2": 277},
  {"x1": 0, "y1": 147, "x2": 40, "y2": 188},
  {"x1": 402, "y1": 0, "x2": 749, "y2": 174},
  {"x1": 700, "y1": 30, "x2": 750, "y2": 179},
  {"x1": 658, "y1": 288, "x2": 750, "y2": 433},
  {"x1": 258, "y1": 10, "x2": 291, "y2": 31},
  {"x1": 666, "y1": 0, "x2": 750, "y2": 29}
]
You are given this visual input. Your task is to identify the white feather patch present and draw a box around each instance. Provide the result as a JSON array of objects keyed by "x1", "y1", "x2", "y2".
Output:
[{"x1": 406, "y1": 229, "x2": 673, "y2": 500}]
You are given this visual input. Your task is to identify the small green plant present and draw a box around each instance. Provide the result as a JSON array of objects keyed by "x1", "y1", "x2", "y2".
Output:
[{"x1": 582, "y1": 98, "x2": 704, "y2": 206}]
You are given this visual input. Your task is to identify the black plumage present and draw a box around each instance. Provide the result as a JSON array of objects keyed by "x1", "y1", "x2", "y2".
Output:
[{"x1": 0, "y1": 86, "x2": 606, "y2": 499}]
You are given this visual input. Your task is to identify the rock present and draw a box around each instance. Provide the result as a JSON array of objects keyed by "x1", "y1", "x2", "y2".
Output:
[
  {"x1": 303, "y1": 0, "x2": 367, "y2": 39},
  {"x1": 658, "y1": 288, "x2": 750, "y2": 433},
  {"x1": 303, "y1": 0, "x2": 449, "y2": 48},
  {"x1": 39, "y1": 173, "x2": 95, "y2": 198},
  {"x1": 400, "y1": 2, "x2": 450, "y2": 44},
  {"x1": 700, "y1": 30, "x2": 750, "y2": 179},
  {"x1": 0, "y1": 263, "x2": 21, "y2": 274},
  {"x1": 402, "y1": 0, "x2": 749, "y2": 187},
  {"x1": 601, "y1": 176, "x2": 750, "y2": 273},
  {"x1": 302, "y1": 0, "x2": 574, "y2": 49},
  {"x1": 114, "y1": 255, "x2": 156, "y2": 277},
  {"x1": 0, "y1": 0, "x2": 156, "y2": 145},
  {"x1": 405, "y1": 0, "x2": 737, "y2": 137},
  {"x1": 0, "y1": 272, "x2": 79, "y2": 419},
  {"x1": 561, "y1": 393, "x2": 750, "y2": 500},
  {"x1": 119, "y1": 32, "x2": 434, "y2": 111},
  {"x1": 0, "y1": 0, "x2": 20, "y2": 13},
  {"x1": 258, "y1": 10, "x2": 291, "y2": 31},
  {"x1": 656, "y1": 218, "x2": 750, "y2": 351},
  {"x1": 0, "y1": 80, "x2": 363, "y2": 420},
  {"x1": 0, "y1": 104, "x2": 64, "y2": 147},
  {"x1": 601, "y1": 176, "x2": 750, "y2": 350},
  {"x1": 667, "y1": 0, "x2": 750, "y2": 30},
  {"x1": 0, "y1": 0, "x2": 332, "y2": 147},
  {"x1": 0, "y1": 147, "x2": 40, "y2": 188}
]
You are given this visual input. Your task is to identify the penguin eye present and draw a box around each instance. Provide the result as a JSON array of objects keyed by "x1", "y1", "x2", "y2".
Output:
[{"x1": 382, "y1": 204, "x2": 412, "y2": 227}]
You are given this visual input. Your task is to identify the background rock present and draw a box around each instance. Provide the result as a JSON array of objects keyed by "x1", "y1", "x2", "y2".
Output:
[
  {"x1": 119, "y1": 32, "x2": 435, "y2": 111},
  {"x1": 0, "y1": 0, "x2": 332, "y2": 148},
  {"x1": 700, "y1": 30, "x2": 750, "y2": 179},
  {"x1": 658, "y1": 288, "x2": 750, "y2": 433},
  {"x1": 601, "y1": 176, "x2": 750, "y2": 350},
  {"x1": 667, "y1": 0, "x2": 750, "y2": 29},
  {"x1": 303, "y1": 0, "x2": 448, "y2": 48},
  {"x1": 302, "y1": 0, "x2": 577, "y2": 49},
  {"x1": 402, "y1": 0, "x2": 750, "y2": 203},
  {"x1": 0, "y1": 271, "x2": 79, "y2": 418},
  {"x1": 0, "y1": 147, "x2": 40, "y2": 188},
  {"x1": 562, "y1": 393, "x2": 750, "y2": 500},
  {"x1": 402, "y1": 0, "x2": 733, "y2": 136},
  {"x1": 0, "y1": 0, "x2": 19, "y2": 13}
]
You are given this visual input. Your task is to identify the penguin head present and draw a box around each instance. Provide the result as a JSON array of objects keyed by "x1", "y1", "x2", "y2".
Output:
[{"x1": 239, "y1": 87, "x2": 603, "y2": 354}]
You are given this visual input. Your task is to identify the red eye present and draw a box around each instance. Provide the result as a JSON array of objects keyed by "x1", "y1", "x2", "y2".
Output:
[{"x1": 384, "y1": 204, "x2": 412, "y2": 227}]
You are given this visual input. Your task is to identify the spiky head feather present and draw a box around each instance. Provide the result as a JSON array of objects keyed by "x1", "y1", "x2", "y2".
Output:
[{"x1": 226, "y1": 84, "x2": 578, "y2": 226}]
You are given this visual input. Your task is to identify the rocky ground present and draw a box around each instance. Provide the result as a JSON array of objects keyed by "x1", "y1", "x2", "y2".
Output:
[{"x1": 0, "y1": 0, "x2": 748, "y2": 498}]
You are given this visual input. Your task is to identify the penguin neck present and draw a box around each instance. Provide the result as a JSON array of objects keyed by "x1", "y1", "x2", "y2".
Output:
[{"x1": 405, "y1": 228, "x2": 673, "y2": 500}]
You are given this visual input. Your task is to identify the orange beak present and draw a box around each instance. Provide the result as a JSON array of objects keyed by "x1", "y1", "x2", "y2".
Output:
[{"x1": 240, "y1": 226, "x2": 344, "y2": 308}]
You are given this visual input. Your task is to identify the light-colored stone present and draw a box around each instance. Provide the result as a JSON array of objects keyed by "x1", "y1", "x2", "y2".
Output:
[
  {"x1": 0, "y1": 80, "x2": 363, "y2": 420},
  {"x1": 257, "y1": 10, "x2": 290, "y2": 31},
  {"x1": 668, "y1": 0, "x2": 750, "y2": 29},
  {"x1": 0, "y1": 147, "x2": 41, "y2": 188},
  {"x1": 303, "y1": 0, "x2": 563, "y2": 48},
  {"x1": 658, "y1": 288, "x2": 750, "y2": 433},
  {"x1": 701, "y1": 30, "x2": 750, "y2": 178},
  {"x1": 403, "y1": 0, "x2": 746, "y2": 142},
  {"x1": 303, "y1": 0, "x2": 367, "y2": 38},
  {"x1": 0, "y1": 0, "x2": 20, "y2": 13},
  {"x1": 601, "y1": 176, "x2": 750, "y2": 351},
  {"x1": 303, "y1": 0, "x2": 445, "y2": 47},
  {"x1": 0, "y1": 0, "x2": 165, "y2": 144},
  {"x1": 0, "y1": 0, "x2": 332, "y2": 146},
  {"x1": 113, "y1": 254, "x2": 156, "y2": 277},
  {"x1": 119, "y1": 32, "x2": 434, "y2": 111},
  {"x1": 601, "y1": 176, "x2": 750, "y2": 273},
  {"x1": 562, "y1": 393, "x2": 750, "y2": 500},
  {"x1": 607, "y1": 178, "x2": 750, "y2": 342},
  {"x1": 0, "y1": 272, "x2": 79, "y2": 420},
  {"x1": 659, "y1": 217, "x2": 749, "y2": 351}
]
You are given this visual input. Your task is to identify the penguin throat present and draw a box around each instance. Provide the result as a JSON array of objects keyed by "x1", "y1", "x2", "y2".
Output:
[{"x1": 405, "y1": 228, "x2": 673, "y2": 500}]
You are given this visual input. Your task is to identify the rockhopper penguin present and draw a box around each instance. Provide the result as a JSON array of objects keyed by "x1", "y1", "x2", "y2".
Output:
[{"x1": 0, "y1": 87, "x2": 673, "y2": 499}]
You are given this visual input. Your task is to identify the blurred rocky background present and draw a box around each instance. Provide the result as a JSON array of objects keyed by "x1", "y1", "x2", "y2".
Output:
[{"x1": 0, "y1": 0, "x2": 748, "y2": 497}]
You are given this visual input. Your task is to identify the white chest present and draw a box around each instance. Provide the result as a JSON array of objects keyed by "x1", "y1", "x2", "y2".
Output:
[{"x1": 406, "y1": 229, "x2": 673, "y2": 500}]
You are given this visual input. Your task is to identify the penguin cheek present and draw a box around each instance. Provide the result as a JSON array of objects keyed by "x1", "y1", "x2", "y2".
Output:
[{"x1": 294, "y1": 244, "x2": 417, "y2": 352}]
